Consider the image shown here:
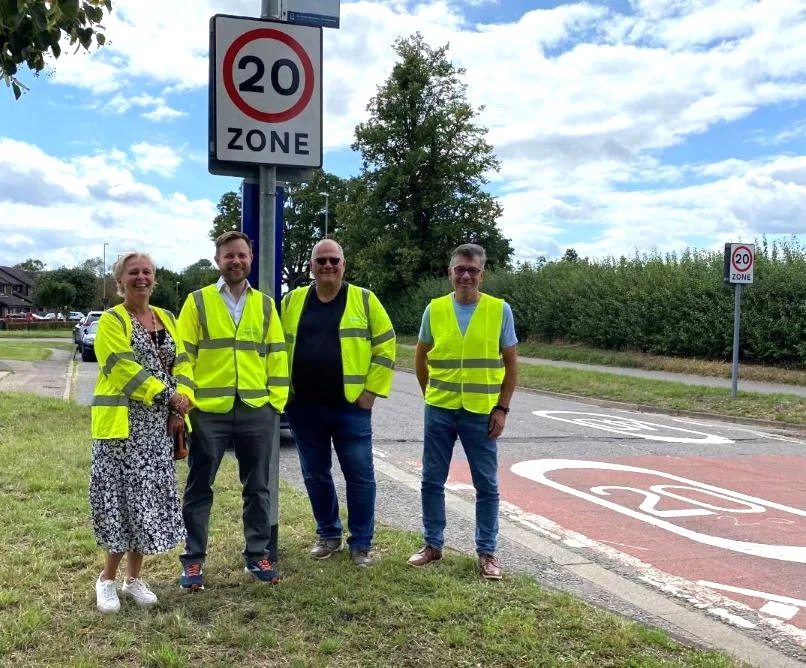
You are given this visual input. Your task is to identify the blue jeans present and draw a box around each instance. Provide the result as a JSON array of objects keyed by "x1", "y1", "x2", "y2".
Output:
[
  {"x1": 421, "y1": 404, "x2": 499, "y2": 555},
  {"x1": 285, "y1": 398, "x2": 375, "y2": 551}
]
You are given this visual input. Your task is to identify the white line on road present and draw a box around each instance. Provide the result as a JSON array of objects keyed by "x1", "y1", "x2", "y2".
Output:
[{"x1": 698, "y1": 581, "x2": 806, "y2": 608}]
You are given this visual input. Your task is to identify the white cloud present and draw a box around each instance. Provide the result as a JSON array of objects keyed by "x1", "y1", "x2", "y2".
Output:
[
  {"x1": 142, "y1": 105, "x2": 187, "y2": 121},
  {"x1": 130, "y1": 143, "x2": 183, "y2": 177}
]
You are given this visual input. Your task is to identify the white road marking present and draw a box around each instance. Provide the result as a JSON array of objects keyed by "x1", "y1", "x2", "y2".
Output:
[
  {"x1": 511, "y1": 459, "x2": 806, "y2": 562},
  {"x1": 760, "y1": 602, "x2": 801, "y2": 620},
  {"x1": 698, "y1": 581, "x2": 806, "y2": 608},
  {"x1": 707, "y1": 608, "x2": 757, "y2": 629},
  {"x1": 534, "y1": 410, "x2": 734, "y2": 444}
]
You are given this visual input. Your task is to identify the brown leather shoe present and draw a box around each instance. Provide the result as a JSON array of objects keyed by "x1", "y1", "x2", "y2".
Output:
[
  {"x1": 478, "y1": 553, "x2": 502, "y2": 580},
  {"x1": 407, "y1": 545, "x2": 442, "y2": 567}
]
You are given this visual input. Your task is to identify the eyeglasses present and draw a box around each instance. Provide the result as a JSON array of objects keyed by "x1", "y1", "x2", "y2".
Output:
[
  {"x1": 451, "y1": 265, "x2": 481, "y2": 277},
  {"x1": 314, "y1": 257, "x2": 341, "y2": 266}
]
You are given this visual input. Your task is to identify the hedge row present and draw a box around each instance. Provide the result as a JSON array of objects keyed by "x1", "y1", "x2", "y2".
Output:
[{"x1": 384, "y1": 241, "x2": 806, "y2": 365}]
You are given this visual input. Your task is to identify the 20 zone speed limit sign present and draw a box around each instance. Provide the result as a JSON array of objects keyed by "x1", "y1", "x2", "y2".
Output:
[
  {"x1": 729, "y1": 243, "x2": 755, "y2": 284},
  {"x1": 211, "y1": 15, "x2": 322, "y2": 168}
]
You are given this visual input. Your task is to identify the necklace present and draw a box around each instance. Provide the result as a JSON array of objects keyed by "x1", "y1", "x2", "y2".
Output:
[
  {"x1": 126, "y1": 305, "x2": 170, "y2": 374},
  {"x1": 125, "y1": 305, "x2": 157, "y2": 332}
]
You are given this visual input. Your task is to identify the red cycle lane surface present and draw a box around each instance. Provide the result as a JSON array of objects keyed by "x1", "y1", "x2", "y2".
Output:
[{"x1": 449, "y1": 454, "x2": 806, "y2": 634}]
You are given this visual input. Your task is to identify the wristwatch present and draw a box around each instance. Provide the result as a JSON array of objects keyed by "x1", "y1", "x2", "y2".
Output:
[{"x1": 492, "y1": 405, "x2": 510, "y2": 415}]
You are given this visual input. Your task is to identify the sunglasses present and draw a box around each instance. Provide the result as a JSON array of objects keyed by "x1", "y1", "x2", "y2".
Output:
[
  {"x1": 451, "y1": 265, "x2": 481, "y2": 277},
  {"x1": 314, "y1": 256, "x2": 341, "y2": 266}
]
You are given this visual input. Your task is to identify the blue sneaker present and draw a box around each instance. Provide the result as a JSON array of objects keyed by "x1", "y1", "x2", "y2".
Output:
[
  {"x1": 244, "y1": 558, "x2": 280, "y2": 584},
  {"x1": 180, "y1": 562, "x2": 204, "y2": 592}
]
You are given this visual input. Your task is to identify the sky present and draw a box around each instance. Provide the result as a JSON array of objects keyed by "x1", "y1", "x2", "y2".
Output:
[{"x1": 1, "y1": 0, "x2": 805, "y2": 273}]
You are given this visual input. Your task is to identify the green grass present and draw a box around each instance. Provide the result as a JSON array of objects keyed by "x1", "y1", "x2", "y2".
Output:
[
  {"x1": 0, "y1": 392, "x2": 741, "y2": 667},
  {"x1": 396, "y1": 346, "x2": 806, "y2": 425},
  {"x1": 0, "y1": 329, "x2": 72, "y2": 339},
  {"x1": 0, "y1": 341, "x2": 74, "y2": 361},
  {"x1": 396, "y1": 336, "x2": 806, "y2": 386}
]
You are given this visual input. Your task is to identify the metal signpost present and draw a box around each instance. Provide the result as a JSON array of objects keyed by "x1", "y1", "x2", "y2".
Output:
[
  {"x1": 208, "y1": 2, "x2": 325, "y2": 561},
  {"x1": 723, "y1": 243, "x2": 755, "y2": 397}
]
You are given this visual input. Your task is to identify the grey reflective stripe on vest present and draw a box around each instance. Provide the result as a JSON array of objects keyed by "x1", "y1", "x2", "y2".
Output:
[
  {"x1": 103, "y1": 351, "x2": 136, "y2": 376},
  {"x1": 193, "y1": 290, "x2": 209, "y2": 341},
  {"x1": 428, "y1": 378, "x2": 500, "y2": 394},
  {"x1": 429, "y1": 358, "x2": 504, "y2": 369},
  {"x1": 286, "y1": 333, "x2": 295, "y2": 344},
  {"x1": 267, "y1": 342, "x2": 286, "y2": 353},
  {"x1": 122, "y1": 369, "x2": 152, "y2": 397},
  {"x1": 185, "y1": 342, "x2": 198, "y2": 355},
  {"x1": 175, "y1": 352, "x2": 189, "y2": 364},
  {"x1": 195, "y1": 386, "x2": 237, "y2": 398},
  {"x1": 175, "y1": 375, "x2": 196, "y2": 389},
  {"x1": 107, "y1": 309, "x2": 125, "y2": 327},
  {"x1": 92, "y1": 395, "x2": 128, "y2": 407},
  {"x1": 371, "y1": 355, "x2": 394, "y2": 369},
  {"x1": 267, "y1": 377, "x2": 291, "y2": 387},
  {"x1": 344, "y1": 374, "x2": 366, "y2": 384},
  {"x1": 198, "y1": 338, "x2": 235, "y2": 350},
  {"x1": 340, "y1": 328, "x2": 370, "y2": 339},
  {"x1": 261, "y1": 294, "x2": 273, "y2": 344},
  {"x1": 238, "y1": 389, "x2": 269, "y2": 399},
  {"x1": 371, "y1": 328, "x2": 395, "y2": 346},
  {"x1": 361, "y1": 288, "x2": 370, "y2": 321}
]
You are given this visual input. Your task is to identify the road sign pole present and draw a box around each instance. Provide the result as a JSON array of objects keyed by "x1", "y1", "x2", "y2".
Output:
[
  {"x1": 731, "y1": 283, "x2": 742, "y2": 398},
  {"x1": 260, "y1": 0, "x2": 281, "y2": 564}
]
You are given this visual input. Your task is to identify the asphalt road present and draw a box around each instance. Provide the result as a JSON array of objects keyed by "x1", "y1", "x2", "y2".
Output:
[{"x1": 33, "y1": 349, "x2": 806, "y2": 665}]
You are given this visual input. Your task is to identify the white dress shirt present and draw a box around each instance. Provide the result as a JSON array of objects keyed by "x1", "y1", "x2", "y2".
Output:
[{"x1": 216, "y1": 276, "x2": 251, "y2": 325}]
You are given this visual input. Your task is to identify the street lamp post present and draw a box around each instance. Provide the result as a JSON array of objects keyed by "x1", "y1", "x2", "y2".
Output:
[
  {"x1": 319, "y1": 191, "x2": 329, "y2": 238},
  {"x1": 102, "y1": 241, "x2": 109, "y2": 306}
]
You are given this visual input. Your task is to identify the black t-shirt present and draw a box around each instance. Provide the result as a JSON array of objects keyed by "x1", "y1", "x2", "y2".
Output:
[{"x1": 291, "y1": 284, "x2": 348, "y2": 404}]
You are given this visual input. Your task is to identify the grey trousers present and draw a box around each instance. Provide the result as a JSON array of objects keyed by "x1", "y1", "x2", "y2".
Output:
[{"x1": 181, "y1": 401, "x2": 275, "y2": 564}]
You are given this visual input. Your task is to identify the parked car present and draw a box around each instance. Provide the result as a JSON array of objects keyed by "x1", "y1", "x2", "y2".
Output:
[
  {"x1": 80, "y1": 320, "x2": 100, "y2": 362},
  {"x1": 74, "y1": 311, "x2": 103, "y2": 345},
  {"x1": 67, "y1": 311, "x2": 84, "y2": 322},
  {"x1": 44, "y1": 312, "x2": 65, "y2": 320}
]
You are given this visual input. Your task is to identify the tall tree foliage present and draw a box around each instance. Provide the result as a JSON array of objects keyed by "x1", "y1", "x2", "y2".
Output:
[
  {"x1": 1, "y1": 0, "x2": 112, "y2": 99},
  {"x1": 14, "y1": 258, "x2": 45, "y2": 271},
  {"x1": 208, "y1": 191, "x2": 241, "y2": 241},
  {"x1": 35, "y1": 267, "x2": 96, "y2": 310},
  {"x1": 340, "y1": 33, "x2": 512, "y2": 297}
]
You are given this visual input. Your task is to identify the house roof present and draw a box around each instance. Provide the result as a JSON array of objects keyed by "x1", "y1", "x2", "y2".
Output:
[
  {"x1": 0, "y1": 266, "x2": 36, "y2": 287},
  {"x1": 0, "y1": 295, "x2": 35, "y2": 308}
]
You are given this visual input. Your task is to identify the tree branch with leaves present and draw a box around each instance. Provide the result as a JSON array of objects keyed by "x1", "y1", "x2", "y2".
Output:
[{"x1": 0, "y1": 0, "x2": 112, "y2": 99}]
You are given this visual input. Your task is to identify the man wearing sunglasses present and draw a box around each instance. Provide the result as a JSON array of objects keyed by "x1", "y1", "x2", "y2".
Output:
[
  {"x1": 408, "y1": 243, "x2": 518, "y2": 580},
  {"x1": 281, "y1": 239, "x2": 396, "y2": 566}
]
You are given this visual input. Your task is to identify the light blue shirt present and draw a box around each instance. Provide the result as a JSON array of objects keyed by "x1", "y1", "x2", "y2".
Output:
[
  {"x1": 418, "y1": 294, "x2": 518, "y2": 349},
  {"x1": 216, "y1": 276, "x2": 251, "y2": 325}
]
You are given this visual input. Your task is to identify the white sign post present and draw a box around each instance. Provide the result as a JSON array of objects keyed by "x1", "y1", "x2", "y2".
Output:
[
  {"x1": 211, "y1": 15, "x2": 322, "y2": 168},
  {"x1": 723, "y1": 243, "x2": 755, "y2": 397}
]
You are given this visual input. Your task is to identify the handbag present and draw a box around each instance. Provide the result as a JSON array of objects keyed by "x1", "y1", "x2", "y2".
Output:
[{"x1": 173, "y1": 428, "x2": 188, "y2": 460}]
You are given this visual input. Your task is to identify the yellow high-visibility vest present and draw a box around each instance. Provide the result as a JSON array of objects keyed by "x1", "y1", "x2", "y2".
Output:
[
  {"x1": 91, "y1": 303, "x2": 196, "y2": 439},
  {"x1": 281, "y1": 283, "x2": 396, "y2": 401},
  {"x1": 425, "y1": 293, "x2": 505, "y2": 414},
  {"x1": 178, "y1": 284, "x2": 289, "y2": 414}
]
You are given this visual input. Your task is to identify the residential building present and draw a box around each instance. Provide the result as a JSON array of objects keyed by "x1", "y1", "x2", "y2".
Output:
[{"x1": 0, "y1": 266, "x2": 36, "y2": 317}]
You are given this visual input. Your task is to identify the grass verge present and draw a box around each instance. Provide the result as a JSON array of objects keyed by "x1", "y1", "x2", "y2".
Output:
[
  {"x1": 396, "y1": 336, "x2": 806, "y2": 386},
  {"x1": 0, "y1": 341, "x2": 74, "y2": 362},
  {"x1": 0, "y1": 392, "x2": 740, "y2": 667},
  {"x1": 396, "y1": 346, "x2": 806, "y2": 425},
  {"x1": 0, "y1": 329, "x2": 73, "y2": 339}
]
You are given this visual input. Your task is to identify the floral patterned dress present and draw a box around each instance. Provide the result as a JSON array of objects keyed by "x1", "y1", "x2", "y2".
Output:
[{"x1": 89, "y1": 317, "x2": 186, "y2": 554}]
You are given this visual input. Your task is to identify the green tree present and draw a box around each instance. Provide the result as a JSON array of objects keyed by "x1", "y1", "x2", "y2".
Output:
[
  {"x1": 562, "y1": 248, "x2": 579, "y2": 262},
  {"x1": 209, "y1": 191, "x2": 241, "y2": 241},
  {"x1": 179, "y1": 259, "x2": 218, "y2": 296},
  {"x1": 283, "y1": 172, "x2": 346, "y2": 290},
  {"x1": 151, "y1": 267, "x2": 181, "y2": 313},
  {"x1": 36, "y1": 267, "x2": 97, "y2": 311},
  {"x1": 33, "y1": 278, "x2": 76, "y2": 316},
  {"x1": 1, "y1": 0, "x2": 112, "y2": 99},
  {"x1": 14, "y1": 258, "x2": 45, "y2": 271},
  {"x1": 340, "y1": 33, "x2": 512, "y2": 297}
]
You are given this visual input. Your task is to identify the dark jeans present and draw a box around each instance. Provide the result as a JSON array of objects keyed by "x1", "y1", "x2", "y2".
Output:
[
  {"x1": 421, "y1": 404, "x2": 499, "y2": 555},
  {"x1": 285, "y1": 398, "x2": 375, "y2": 551},
  {"x1": 181, "y1": 401, "x2": 275, "y2": 564}
]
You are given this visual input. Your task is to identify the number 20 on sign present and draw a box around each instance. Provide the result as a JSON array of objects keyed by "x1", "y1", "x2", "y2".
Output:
[{"x1": 210, "y1": 15, "x2": 322, "y2": 168}]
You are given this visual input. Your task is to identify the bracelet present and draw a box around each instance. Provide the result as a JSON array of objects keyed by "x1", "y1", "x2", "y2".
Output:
[{"x1": 492, "y1": 405, "x2": 510, "y2": 415}]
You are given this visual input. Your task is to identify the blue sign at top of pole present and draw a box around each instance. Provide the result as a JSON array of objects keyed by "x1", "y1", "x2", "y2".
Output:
[{"x1": 281, "y1": 0, "x2": 340, "y2": 28}]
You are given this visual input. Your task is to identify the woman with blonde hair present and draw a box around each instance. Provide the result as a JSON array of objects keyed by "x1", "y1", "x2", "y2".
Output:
[{"x1": 90, "y1": 251, "x2": 195, "y2": 613}]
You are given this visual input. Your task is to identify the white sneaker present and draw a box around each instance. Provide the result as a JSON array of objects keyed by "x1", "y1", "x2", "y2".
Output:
[
  {"x1": 121, "y1": 577, "x2": 158, "y2": 607},
  {"x1": 95, "y1": 576, "x2": 120, "y2": 614}
]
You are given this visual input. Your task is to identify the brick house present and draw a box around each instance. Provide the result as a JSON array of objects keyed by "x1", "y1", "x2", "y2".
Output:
[{"x1": 0, "y1": 266, "x2": 36, "y2": 317}]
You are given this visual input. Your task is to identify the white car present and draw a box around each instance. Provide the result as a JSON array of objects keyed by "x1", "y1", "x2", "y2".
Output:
[{"x1": 74, "y1": 311, "x2": 103, "y2": 344}]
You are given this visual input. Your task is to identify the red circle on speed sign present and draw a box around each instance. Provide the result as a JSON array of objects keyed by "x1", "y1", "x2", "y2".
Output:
[
  {"x1": 222, "y1": 28, "x2": 314, "y2": 124},
  {"x1": 731, "y1": 245, "x2": 753, "y2": 272}
]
